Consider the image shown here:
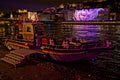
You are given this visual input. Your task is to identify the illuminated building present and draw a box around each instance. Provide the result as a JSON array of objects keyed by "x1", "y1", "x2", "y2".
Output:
[{"x1": 73, "y1": 8, "x2": 108, "y2": 21}]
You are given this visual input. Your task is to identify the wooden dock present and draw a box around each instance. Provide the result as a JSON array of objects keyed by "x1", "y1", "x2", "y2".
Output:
[{"x1": 1, "y1": 49, "x2": 39, "y2": 67}]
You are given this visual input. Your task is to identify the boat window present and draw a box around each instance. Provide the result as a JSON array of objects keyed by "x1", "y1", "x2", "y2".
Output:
[{"x1": 27, "y1": 26, "x2": 31, "y2": 32}]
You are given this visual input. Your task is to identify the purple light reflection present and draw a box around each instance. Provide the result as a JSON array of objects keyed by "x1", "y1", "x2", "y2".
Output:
[{"x1": 72, "y1": 25, "x2": 98, "y2": 42}]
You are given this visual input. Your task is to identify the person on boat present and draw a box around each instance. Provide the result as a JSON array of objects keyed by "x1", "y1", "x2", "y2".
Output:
[
  {"x1": 62, "y1": 40, "x2": 69, "y2": 49},
  {"x1": 49, "y1": 38, "x2": 55, "y2": 48},
  {"x1": 49, "y1": 38, "x2": 54, "y2": 46},
  {"x1": 106, "y1": 40, "x2": 112, "y2": 47}
]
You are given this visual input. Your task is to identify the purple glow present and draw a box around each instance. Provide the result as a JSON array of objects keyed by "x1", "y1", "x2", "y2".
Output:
[
  {"x1": 72, "y1": 25, "x2": 98, "y2": 42},
  {"x1": 73, "y1": 8, "x2": 104, "y2": 21}
]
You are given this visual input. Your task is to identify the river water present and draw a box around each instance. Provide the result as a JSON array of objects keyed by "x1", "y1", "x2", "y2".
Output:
[
  {"x1": 0, "y1": 24, "x2": 120, "y2": 80},
  {"x1": 42, "y1": 24, "x2": 120, "y2": 80}
]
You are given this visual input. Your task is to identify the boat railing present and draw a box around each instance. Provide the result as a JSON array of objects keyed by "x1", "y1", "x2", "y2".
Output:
[{"x1": 41, "y1": 40, "x2": 113, "y2": 50}]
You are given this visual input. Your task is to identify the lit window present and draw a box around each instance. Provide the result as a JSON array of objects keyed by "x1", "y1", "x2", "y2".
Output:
[{"x1": 27, "y1": 27, "x2": 31, "y2": 32}]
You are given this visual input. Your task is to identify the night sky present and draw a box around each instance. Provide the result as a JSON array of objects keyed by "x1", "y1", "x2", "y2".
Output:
[{"x1": 0, "y1": 0, "x2": 81, "y2": 11}]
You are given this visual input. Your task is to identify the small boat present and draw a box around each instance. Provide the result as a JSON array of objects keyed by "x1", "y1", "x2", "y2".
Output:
[{"x1": 40, "y1": 39, "x2": 114, "y2": 62}]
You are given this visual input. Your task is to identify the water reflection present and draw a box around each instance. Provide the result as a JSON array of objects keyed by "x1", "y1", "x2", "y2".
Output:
[
  {"x1": 72, "y1": 25, "x2": 98, "y2": 42},
  {"x1": 45, "y1": 24, "x2": 120, "y2": 80},
  {"x1": 44, "y1": 24, "x2": 117, "y2": 44}
]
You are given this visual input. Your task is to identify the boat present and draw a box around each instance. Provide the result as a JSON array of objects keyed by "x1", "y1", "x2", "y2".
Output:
[
  {"x1": 2, "y1": 20, "x2": 115, "y2": 62},
  {"x1": 40, "y1": 37, "x2": 114, "y2": 62}
]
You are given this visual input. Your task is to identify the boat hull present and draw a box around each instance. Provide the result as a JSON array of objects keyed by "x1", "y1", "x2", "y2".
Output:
[
  {"x1": 41, "y1": 49, "x2": 100, "y2": 62},
  {"x1": 49, "y1": 52, "x2": 99, "y2": 62},
  {"x1": 40, "y1": 45, "x2": 114, "y2": 62}
]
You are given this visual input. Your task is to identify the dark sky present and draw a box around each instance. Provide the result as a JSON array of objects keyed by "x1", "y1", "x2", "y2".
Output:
[{"x1": 0, "y1": 0, "x2": 81, "y2": 11}]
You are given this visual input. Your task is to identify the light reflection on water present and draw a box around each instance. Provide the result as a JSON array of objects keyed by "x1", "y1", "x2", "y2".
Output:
[
  {"x1": 44, "y1": 24, "x2": 117, "y2": 44},
  {"x1": 1, "y1": 24, "x2": 120, "y2": 80},
  {"x1": 44, "y1": 24, "x2": 120, "y2": 79}
]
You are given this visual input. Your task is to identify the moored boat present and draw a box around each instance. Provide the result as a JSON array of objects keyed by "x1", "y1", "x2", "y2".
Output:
[{"x1": 40, "y1": 39, "x2": 114, "y2": 62}]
